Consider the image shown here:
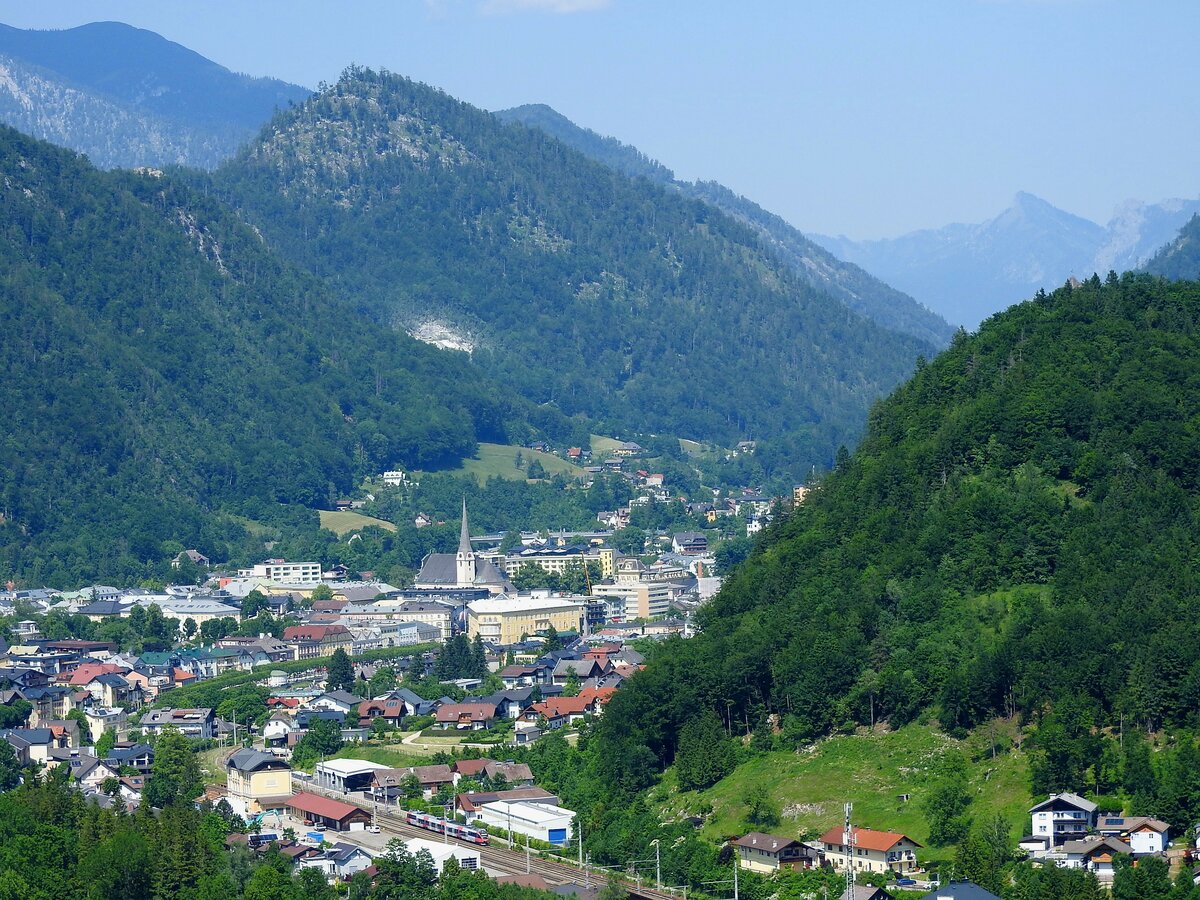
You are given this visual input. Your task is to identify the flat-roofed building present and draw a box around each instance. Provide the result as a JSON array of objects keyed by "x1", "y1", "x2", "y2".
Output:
[
  {"x1": 476, "y1": 799, "x2": 575, "y2": 846},
  {"x1": 466, "y1": 594, "x2": 585, "y2": 646}
]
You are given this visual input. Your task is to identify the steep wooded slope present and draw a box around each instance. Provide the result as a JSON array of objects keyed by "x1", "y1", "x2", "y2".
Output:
[
  {"x1": 495, "y1": 103, "x2": 955, "y2": 347},
  {"x1": 1143, "y1": 214, "x2": 1200, "y2": 280},
  {"x1": 596, "y1": 273, "x2": 1200, "y2": 778},
  {"x1": 210, "y1": 69, "x2": 934, "y2": 463},
  {"x1": 0, "y1": 21, "x2": 310, "y2": 168},
  {"x1": 0, "y1": 126, "x2": 517, "y2": 585}
]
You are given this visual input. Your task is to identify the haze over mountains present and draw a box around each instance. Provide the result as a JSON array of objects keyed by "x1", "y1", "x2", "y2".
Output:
[
  {"x1": 814, "y1": 192, "x2": 1200, "y2": 329},
  {"x1": 0, "y1": 21, "x2": 310, "y2": 169}
]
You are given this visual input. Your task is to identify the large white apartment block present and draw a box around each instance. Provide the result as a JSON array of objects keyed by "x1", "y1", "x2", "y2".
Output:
[{"x1": 239, "y1": 560, "x2": 322, "y2": 585}]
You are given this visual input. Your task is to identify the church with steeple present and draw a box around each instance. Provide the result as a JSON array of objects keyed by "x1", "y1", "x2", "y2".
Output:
[{"x1": 413, "y1": 499, "x2": 513, "y2": 594}]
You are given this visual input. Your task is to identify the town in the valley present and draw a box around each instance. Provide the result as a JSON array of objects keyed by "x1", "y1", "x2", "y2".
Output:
[{"x1": 2, "y1": 471, "x2": 1189, "y2": 899}]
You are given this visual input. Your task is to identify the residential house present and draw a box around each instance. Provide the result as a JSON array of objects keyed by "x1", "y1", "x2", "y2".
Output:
[
  {"x1": 1029, "y1": 793, "x2": 1098, "y2": 847},
  {"x1": 1, "y1": 727, "x2": 54, "y2": 766},
  {"x1": 734, "y1": 832, "x2": 819, "y2": 872},
  {"x1": 1095, "y1": 814, "x2": 1170, "y2": 855},
  {"x1": 369, "y1": 764, "x2": 454, "y2": 802},
  {"x1": 521, "y1": 696, "x2": 591, "y2": 729},
  {"x1": 1051, "y1": 836, "x2": 1132, "y2": 883},
  {"x1": 105, "y1": 742, "x2": 154, "y2": 774},
  {"x1": 139, "y1": 708, "x2": 216, "y2": 739},
  {"x1": 298, "y1": 842, "x2": 375, "y2": 880},
  {"x1": 434, "y1": 703, "x2": 495, "y2": 731},
  {"x1": 817, "y1": 826, "x2": 922, "y2": 875},
  {"x1": 403, "y1": 837, "x2": 480, "y2": 872},
  {"x1": 671, "y1": 532, "x2": 708, "y2": 555},
  {"x1": 311, "y1": 690, "x2": 364, "y2": 716},
  {"x1": 552, "y1": 658, "x2": 608, "y2": 685},
  {"x1": 452, "y1": 759, "x2": 534, "y2": 787}
]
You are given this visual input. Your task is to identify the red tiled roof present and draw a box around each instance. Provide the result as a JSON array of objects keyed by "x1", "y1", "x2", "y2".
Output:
[
  {"x1": 68, "y1": 663, "x2": 125, "y2": 686},
  {"x1": 529, "y1": 696, "x2": 589, "y2": 718},
  {"x1": 453, "y1": 758, "x2": 489, "y2": 777},
  {"x1": 818, "y1": 826, "x2": 921, "y2": 852},
  {"x1": 287, "y1": 791, "x2": 364, "y2": 822},
  {"x1": 577, "y1": 686, "x2": 617, "y2": 706}
]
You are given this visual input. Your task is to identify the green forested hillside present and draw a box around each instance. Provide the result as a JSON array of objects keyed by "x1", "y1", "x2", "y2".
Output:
[
  {"x1": 210, "y1": 68, "x2": 933, "y2": 464},
  {"x1": 494, "y1": 102, "x2": 956, "y2": 347},
  {"x1": 0, "y1": 126, "x2": 525, "y2": 585},
  {"x1": 595, "y1": 273, "x2": 1200, "y2": 773},
  {"x1": 1144, "y1": 213, "x2": 1200, "y2": 280}
]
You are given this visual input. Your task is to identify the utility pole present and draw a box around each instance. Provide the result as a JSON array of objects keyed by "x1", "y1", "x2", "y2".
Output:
[
  {"x1": 844, "y1": 802, "x2": 856, "y2": 896},
  {"x1": 733, "y1": 855, "x2": 739, "y2": 900},
  {"x1": 651, "y1": 839, "x2": 661, "y2": 891}
]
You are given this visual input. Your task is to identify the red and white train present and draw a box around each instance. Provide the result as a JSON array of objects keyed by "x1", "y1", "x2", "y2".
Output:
[{"x1": 405, "y1": 810, "x2": 490, "y2": 845}]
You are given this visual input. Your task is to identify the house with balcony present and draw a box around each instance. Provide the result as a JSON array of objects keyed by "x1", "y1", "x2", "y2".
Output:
[
  {"x1": 734, "y1": 832, "x2": 819, "y2": 873},
  {"x1": 1028, "y1": 793, "x2": 1098, "y2": 848},
  {"x1": 818, "y1": 826, "x2": 922, "y2": 875}
]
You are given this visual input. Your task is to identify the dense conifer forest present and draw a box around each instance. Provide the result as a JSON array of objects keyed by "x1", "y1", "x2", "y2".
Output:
[
  {"x1": 209, "y1": 68, "x2": 933, "y2": 460},
  {"x1": 0, "y1": 125, "x2": 542, "y2": 584},
  {"x1": 594, "y1": 273, "x2": 1200, "y2": 775}
]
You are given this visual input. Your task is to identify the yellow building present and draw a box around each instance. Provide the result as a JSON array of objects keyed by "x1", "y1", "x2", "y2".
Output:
[
  {"x1": 500, "y1": 546, "x2": 615, "y2": 580},
  {"x1": 467, "y1": 594, "x2": 586, "y2": 645},
  {"x1": 226, "y1": 748, "x2": 293, "y2": 816}
]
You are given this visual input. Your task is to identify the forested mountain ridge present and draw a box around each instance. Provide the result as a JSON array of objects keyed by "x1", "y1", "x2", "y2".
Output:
[
  {"x1": 209, "y1": 68, "x2": 934, "y2": 464},
  {"x1": 1143, "y1": 213, "x2": 1200, "y2": 280},
  {"x1": 0, "y1": 125, "x2": 529, "y2": 586},
  {"x1": 495, "y1": 103, "x2": 956, "y2": 347},
  {"x1": 594, "y1": 273, "x2": 1200, "y2": 784},
  {"x1": 0, "y1": 21, "x2": 311, "y2": 169}
]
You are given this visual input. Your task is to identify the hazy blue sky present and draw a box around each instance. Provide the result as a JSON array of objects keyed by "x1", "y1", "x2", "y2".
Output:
[{"x1": 4, "y1": 0, "x2": 1198, "y2": 238}]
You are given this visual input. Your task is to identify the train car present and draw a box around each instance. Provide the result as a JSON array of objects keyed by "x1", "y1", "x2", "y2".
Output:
[{"x1": 405, "y1": 810, "x2": 489, "y2": 845}]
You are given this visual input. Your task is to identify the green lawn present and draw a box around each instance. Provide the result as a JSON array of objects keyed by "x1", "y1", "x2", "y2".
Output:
[
  {"x1": 588, "y1": 434, "x2": 623, "y2": 456},
  {"x1": 450, "y1": 442, "x2": 584, "y2": 482},
  {"x1": 318, "y1": 509, "x2": 397, "y2": 536},
  {"x1": 660, "y1": 722, "x2": 1030, "y2": 869}
]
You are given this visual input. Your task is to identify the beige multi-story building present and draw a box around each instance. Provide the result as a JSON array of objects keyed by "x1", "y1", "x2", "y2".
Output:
[
  {"x1": 589, "y1": 581, "x2": 672, "y2": 620},
  {"x1": 226, "y1": 748, "x2": 293, "y2": 816},
  {"x1": 467, "y1": 594, "x2": 586, "y2": 645},
  {"x1": 817, "y1": 826, "x2": 922, "y2": 875}
]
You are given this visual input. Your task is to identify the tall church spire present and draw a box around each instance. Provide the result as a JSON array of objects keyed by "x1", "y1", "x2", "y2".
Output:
[
  {"x1": 458, "y1": 497, "x2": 472, "y2": 555},
  {"x1": 456, "y1": 497, "x2": 476, "y2": 587}
]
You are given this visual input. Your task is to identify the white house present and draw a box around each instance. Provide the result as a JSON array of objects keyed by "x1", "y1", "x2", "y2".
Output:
[
  {"x1": 1029, "y1": 793, "x2": 1097, "y2": 847},
  {"x1": 403, "y1": 837, "x2": 480, "y2": 872},
  {"x1": 1049, "y1": 836, "x2": 1132, "y2": 884},
  {"x1": 1096, "y1": 815, "x2": 1170, "y2": 855},
  {"x1": 477, "y1": 799, "x2": 575, "y2": 846}
]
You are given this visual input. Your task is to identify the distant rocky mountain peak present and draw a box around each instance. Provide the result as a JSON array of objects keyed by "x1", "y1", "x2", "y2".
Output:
[{"x1": 813, "y1": 191, "x2": 1200, "y2": 329}]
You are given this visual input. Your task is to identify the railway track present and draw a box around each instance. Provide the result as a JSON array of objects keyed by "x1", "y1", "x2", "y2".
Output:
[{"x1": 299, "y1": 782, "x2": 679, "y2": 899}]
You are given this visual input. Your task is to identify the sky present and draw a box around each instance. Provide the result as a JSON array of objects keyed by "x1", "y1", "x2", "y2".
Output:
[{"x1": 3, "y1": 0, "x2": 1199, "y2": 239}]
